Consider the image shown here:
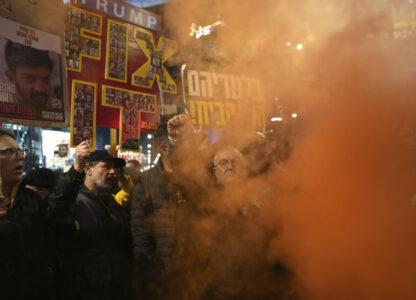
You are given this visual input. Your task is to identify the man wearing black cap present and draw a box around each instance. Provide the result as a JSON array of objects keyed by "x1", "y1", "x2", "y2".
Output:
[
  {"x1": 73, "y1": 150, "x2": 126, "y2": 226},
  {"x1": 68, "y1": 150, "x2": 131, "y2": 300}
]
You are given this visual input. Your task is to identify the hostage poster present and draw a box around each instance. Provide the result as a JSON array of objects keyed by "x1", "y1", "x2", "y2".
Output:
[
  {"x1": 0, "y1": 16, "x2": 67, "y2": 127},
  {"x1": 66, "y1": 0, "x2": 175, "y2": 151}
]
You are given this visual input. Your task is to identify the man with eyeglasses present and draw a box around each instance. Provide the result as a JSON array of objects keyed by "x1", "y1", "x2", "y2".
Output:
[
  {"x1": 0, "y1": 134, "x2": 26, "y2": 205},
  {"x1": 213, "y1": 145, "x2": 247, "y2": 186},
  {"x1": 0, "y1": 128, "x2": 53, "y2": 299}
]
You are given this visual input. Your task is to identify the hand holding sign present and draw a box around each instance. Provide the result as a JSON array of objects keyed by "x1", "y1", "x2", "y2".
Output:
[{"x1": 74, "y1": 140, "x2": 91, "y2": 173}]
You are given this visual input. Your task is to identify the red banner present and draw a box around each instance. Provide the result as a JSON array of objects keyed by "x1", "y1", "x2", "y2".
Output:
[{"x1": 66, "y1": 1, "x2": 176, "y2": 151}]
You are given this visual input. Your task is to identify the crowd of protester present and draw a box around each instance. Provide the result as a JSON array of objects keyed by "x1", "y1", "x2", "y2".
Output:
[{"x1": 0, "y1": 114, "x2": 297, "y2": 300}]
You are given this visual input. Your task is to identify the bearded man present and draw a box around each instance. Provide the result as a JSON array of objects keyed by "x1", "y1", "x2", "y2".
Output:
[{"x1": 69, "y1": 150, "x2": 131, "y2": 300}]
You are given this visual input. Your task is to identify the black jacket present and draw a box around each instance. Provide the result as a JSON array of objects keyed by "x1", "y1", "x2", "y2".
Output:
[
  {"x1": 0, "y1": 167, "x2": 86, "y2": 300},
  {"x1": 0, "y1": 184, "x2": 52, "y2": 300},
  {"x1": 66, "y1": 185, "x2": 131, "y2": 300},
  {"x1": 130, "y1": 161, "x2": 191, "y2": 300},
  {"x1": 47, "y1": 167, "x2": 85, "y2": 268}
]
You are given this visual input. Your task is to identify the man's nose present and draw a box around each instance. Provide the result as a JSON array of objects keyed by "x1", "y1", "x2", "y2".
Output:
[
  {"x1": 16, "y1": 150, "x2": 25, "y2": 160},
  {"x1": 225, "y1": 160, "x2": 234, "y2": 170},
  {"x1": 169, "y1": 128, "x2": 178, "y2": 136},
  {"x1": 34, "y1": 79, "x2": 47, "y2": 93}
]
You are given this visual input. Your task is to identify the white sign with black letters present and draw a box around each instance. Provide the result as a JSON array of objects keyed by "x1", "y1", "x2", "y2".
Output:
[{"x1": 73, "y1": 0, "x2": 159, "y2": 31}]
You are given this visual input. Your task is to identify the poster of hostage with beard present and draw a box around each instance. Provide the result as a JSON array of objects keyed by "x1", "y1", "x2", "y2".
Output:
[{"x1": 0, "y1": 16, "x2": 66, "y2": 127}]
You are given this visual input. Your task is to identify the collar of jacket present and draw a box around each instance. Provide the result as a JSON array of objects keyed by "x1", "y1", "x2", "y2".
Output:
[
  {"x1": 159, "y1": 160, "x2": 179, "y2": 184},
  {"x1": 80, "y1": 185, "x2": 115, "y2": 206},
  {"x1": 79, "y1": 185, "x2": 100, "y2": 200},
  {"x1": 9, "y1": 179, "x2": 22, "y2": 209}
]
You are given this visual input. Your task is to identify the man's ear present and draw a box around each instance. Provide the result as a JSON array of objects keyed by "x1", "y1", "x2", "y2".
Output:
[
  {"x1": 84, "y1": 164, "x2": 92, "y2": 176},
  {"x1": 159, "y1": 144, "x2": 168, "y2": 156},
  {"x1": 5, "y1": 69, "x2": 16, "y2": 84}
]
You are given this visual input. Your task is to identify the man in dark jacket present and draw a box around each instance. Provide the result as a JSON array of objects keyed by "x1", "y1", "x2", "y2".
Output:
[
  {"x1": 0, "y1": 128, "x2": 53, "y2": 300},
  {"x1": 44, "y1": 141, "x2": 90, "y2": 299},
  {"x1": 131, "y1": 123, "x2": 190, "y2": 300},
  {"x1": 68, "y1": 150, "x2": 131, "y2": 300}
]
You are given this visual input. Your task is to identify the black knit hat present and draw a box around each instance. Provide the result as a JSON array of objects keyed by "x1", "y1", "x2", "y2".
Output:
[
  {"x1": 88, "y1": 150, "x2": 126, "y2": 168},
  {"x1": 23, "y1": 168, "x2": 57, "y2": 190}
]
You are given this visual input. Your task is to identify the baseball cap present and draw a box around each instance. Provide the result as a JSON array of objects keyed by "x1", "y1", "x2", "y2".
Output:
[{"x1": 87, "y1": 150, "x2": 126, "y2": 168}]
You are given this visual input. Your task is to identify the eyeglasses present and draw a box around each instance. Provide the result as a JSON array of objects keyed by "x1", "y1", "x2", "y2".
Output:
[
  {"x1": 216, "y1": 158, "x2": 241, "y2": 168},
  {"x1": 0, "y1": 147, "x2": 28, "y2": 159}
]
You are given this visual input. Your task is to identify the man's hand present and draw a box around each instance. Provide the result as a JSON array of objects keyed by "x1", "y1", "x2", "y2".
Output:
[
  {"x1": 74, "y1": 140, "x2": 91, "y2": 173},
  {"x1": 167, "y1": 114, "x2": 194, "y2": 146}
]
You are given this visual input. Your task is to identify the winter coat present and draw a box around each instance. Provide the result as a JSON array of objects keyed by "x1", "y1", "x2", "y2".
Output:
[
  {"x1": 131, "y1": 161, "x2": 182, "y2": 266},
  {"x1": 0, "y1": 182, "x2": 53, "y2": 300},
  {"x1": 130, "y1": 160, "x2": 188, "y2": 299},
  {"x1": 47, "y1": 166, "x2": 85, "y2": 268},
  {"x1": 66, "y1": 185, "x2": 131, "y2": 300}
]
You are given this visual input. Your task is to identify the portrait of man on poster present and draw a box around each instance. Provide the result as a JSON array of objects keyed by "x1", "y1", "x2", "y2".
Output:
[
  {"x1": 56, "y1": 144, "x2": 69, "y2": 158},
  {"x1": 4, "y1": 40, "x2": 54, "y2": 107}
]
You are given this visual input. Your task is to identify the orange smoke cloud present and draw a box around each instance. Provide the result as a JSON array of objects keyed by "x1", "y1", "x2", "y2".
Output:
[
  {"x1": 272, "y1": 86, "x2": 416, "y2": 299},
  {"x1": 161, "y1": 0, "x2": 416, "y2": 299}
]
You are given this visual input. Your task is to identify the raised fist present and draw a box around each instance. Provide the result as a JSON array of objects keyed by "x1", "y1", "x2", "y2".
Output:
[
  {"x1": 74, "y1": 140, "x2": 91, "y2": 173},
  {"x1": 167, "y1": 114, "x2": 194, "y2": 146}
]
